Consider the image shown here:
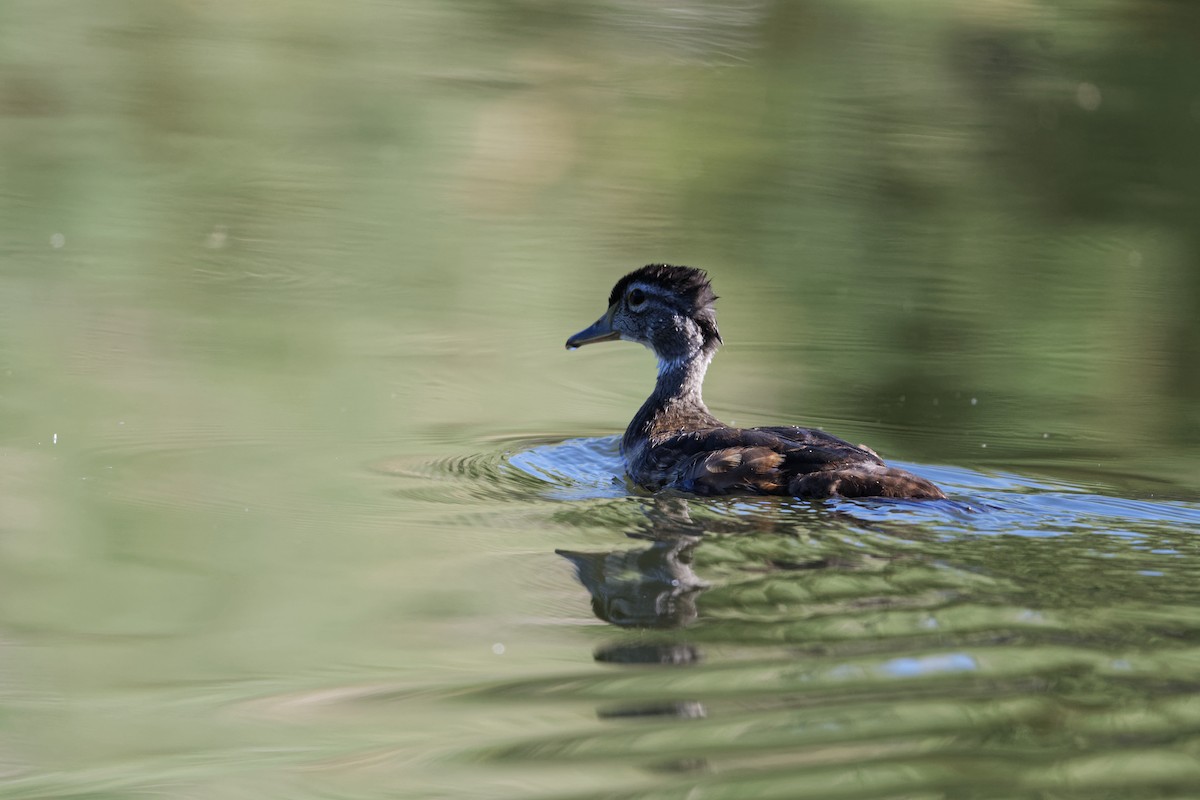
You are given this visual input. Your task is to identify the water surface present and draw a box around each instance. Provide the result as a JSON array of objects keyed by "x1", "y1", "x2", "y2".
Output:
[{"x1": 1, "y1": 2, "x2": 1199, "y2": 799}]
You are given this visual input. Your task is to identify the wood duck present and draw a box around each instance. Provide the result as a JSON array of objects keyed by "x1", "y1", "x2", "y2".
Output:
[{"x1": 566, "y1": 264, "x2": 946, "y2": 500}]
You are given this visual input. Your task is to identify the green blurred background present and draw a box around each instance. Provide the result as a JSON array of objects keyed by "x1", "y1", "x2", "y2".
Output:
[
  {"x1": 1, "y1": 1, "x2": 1198, "y2": 797},
  {"x1": 3, "y1": 0, "x2": 1196, "y2": 487}
]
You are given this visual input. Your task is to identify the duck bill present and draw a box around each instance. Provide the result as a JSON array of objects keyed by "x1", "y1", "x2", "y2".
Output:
[{"x1": 566, "y1": 308, "x2": 620, "y2": 350}]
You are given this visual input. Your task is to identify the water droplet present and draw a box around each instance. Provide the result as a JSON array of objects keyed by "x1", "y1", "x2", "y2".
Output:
[
  {"x1": 205, "y1": 225, "x2": 228, "y2": 249},
  {"x1": 1076, "y1": 82, "x2": 1102, "y2": 111},
  {"x1": 970, "y1": 397, "x2": 977, "y2": 406}
]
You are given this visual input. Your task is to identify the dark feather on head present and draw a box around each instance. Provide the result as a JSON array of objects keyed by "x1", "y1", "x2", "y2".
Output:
[
  {"x1": 608, "y1": 264, "x2": 717, "y2": 310},
  {"x1": 608, "y1": 264, "x2": 721, "y2": 347}
]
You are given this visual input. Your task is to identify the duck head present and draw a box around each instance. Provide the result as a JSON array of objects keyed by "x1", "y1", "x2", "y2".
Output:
[{"x1": 566, "y1": 264, "x2": 721, "y2": 364}]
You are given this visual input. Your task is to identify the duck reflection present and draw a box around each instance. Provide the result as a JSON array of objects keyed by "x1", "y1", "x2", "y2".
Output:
[
  {"x1": 555, "y1": 496, "x2": 711, "y2": 731},
  {"x1": 550, "y1": 494, "x2": 941, "y2": 776},
  {"x1": 556, "y1": 533, "x2": 706, "y2": 629},
  {"x1": 555, "y1": 495, "x2": 714, "y2": 629},
  {"x1": 556, "y1": 495, "x2": 918, "y2": 650}
]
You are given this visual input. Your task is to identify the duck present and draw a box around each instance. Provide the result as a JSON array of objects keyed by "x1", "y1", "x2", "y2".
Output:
[{"x1": 566, "y1": 264, "x2": 946, "y2": 500}]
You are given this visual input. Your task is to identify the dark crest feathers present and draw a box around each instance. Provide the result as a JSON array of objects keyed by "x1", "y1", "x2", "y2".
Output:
[
  {"x1": 608, "y1": 264, "x2": 717, "y2": 310},
  {"x1": 609, "y1": 264, "x2": 721, "y2": 345}
]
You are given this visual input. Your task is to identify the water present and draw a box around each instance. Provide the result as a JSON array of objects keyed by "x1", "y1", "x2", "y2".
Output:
[{"x1": 2, "y1": 2, "x2": 1200, "y2": 798}]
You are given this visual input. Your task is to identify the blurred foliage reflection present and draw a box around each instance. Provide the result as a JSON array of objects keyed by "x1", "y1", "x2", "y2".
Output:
[{"x1": 1, "y1": 2, "x2": 1198, "y2": 798}]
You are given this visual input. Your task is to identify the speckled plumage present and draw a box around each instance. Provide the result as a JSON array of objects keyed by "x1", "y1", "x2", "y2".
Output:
[{"x1": 567, "y1": 265, "x2": 945, "y2": 500}]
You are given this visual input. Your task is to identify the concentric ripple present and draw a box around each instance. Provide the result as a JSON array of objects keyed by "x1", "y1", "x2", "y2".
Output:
[
  {"x1": 381, "y1": 435, "x2": 1200, "y2": 800},
  {"x1": 377, "y1": 435, "x2": 629, "y2": 505}
]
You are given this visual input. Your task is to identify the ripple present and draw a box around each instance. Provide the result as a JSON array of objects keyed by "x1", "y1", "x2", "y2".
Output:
[
  {"x1": 381, "y1": 436, "x2": 1200, "y2": 545},
  {"x1": 462, "y1": 631, "x2": 1200, "y2": 798},
  {"x1": 408, "y1": 441, "x2": 1200, "y2": 799},
  {"x1": 507, "y1": 435, "x2": 629, "y2": 499},
  {"x1": 376, "y1": 435, "x2": 629, "y2": 505}
]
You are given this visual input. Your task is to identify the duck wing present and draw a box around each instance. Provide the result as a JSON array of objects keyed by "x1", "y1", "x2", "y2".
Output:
[
  {"x1": 651, "y1": 426, "x2": 943, "y2": 500},
  {"x1": 649, "y1": 426, "x2": 875, "y2": 496}
]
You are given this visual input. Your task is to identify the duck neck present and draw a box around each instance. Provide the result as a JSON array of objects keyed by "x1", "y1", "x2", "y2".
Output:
[{"x1": 623, "y1": 345, "x2": 720, "y2": 453}]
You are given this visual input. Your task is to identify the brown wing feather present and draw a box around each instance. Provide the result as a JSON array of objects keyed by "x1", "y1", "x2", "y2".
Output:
[
  {"x1": 789, "y1": 464, "x2": 945, "y2": 499},
  {"x1": 637, "y1": 425, "x2": 943, "y2": 500},
  {"x1": 674, "y1": 446, "x2": 785, "y2": 495}
]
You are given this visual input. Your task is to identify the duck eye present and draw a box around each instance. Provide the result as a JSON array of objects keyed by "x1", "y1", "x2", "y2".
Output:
[{"x1": 628, "y1": 288, "x2": 646, "y2": 307}]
